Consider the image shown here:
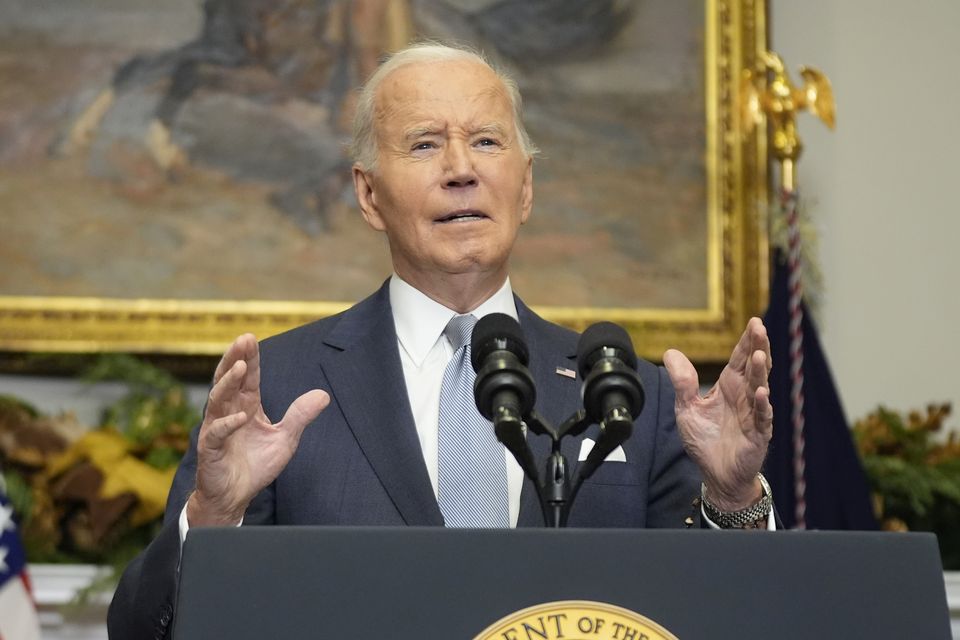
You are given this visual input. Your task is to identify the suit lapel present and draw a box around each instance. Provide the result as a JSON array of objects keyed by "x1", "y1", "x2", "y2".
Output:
[{"x1": 318, "y1": 282, "x2": 443, "y2": 526}]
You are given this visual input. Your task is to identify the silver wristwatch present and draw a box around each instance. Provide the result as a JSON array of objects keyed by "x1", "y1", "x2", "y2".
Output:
[{"x1": 701, "y1": 473, "x2": 773, "y2": 529}]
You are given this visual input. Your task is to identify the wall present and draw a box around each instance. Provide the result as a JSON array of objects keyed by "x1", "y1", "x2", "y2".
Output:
[{"x1": 771, "y1": 0, "x2": 960, "y2": 424}]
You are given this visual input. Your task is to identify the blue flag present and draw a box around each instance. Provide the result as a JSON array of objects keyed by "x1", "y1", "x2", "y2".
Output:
[{"x1": 763, "y1": 250, "x2": 878, "y2": 530}]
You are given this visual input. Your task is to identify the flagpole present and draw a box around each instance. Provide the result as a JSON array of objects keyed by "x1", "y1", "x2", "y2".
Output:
[{"x1": 742, "y1": 52, "x2": 835, "y2": 529}]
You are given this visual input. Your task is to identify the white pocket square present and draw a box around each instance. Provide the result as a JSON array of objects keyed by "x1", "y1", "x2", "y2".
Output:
[{"x1": 578, "y1": 438, "x2": 627, "y2": 462}]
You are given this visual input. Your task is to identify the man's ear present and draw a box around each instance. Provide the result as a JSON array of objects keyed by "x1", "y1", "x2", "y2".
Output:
[
  {"x1": 519, "y1": 157, "x2": 534, "y2": 224},
  {"x1": 353, "y1": 164, "x2": 386, "y2": 231}
]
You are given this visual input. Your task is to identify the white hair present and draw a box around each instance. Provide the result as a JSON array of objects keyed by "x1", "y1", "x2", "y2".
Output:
[{"x1": 350, "y1": 41, "x2": 539, "y2": 171}]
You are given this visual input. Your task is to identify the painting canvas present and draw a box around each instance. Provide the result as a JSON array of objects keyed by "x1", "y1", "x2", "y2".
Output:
[{"x1": 0, "y1": 0, "x2": 768, "y2": 361}]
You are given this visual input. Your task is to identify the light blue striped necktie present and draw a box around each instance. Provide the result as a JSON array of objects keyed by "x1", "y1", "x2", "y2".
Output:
[{"x1": 437, "y1": 314, "x2": 510, "y2": 528}]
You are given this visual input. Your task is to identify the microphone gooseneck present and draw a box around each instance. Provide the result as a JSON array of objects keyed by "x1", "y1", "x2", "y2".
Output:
[
  {"x1": 575, "y1": 322, "x2": 645, "y2": 484},
  {"x1": 470, "y1": 313, "x2": 540, "y2": 493}
]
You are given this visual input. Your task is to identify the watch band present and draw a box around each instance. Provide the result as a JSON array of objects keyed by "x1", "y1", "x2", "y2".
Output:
[{"x1": 701, "y1": 473, "x2": 773, "y2": 529}]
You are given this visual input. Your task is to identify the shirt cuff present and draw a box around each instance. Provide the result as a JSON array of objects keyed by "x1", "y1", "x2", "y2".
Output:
[{"x1": 178, "y1": 501, "x2": 244, "y2": 565}]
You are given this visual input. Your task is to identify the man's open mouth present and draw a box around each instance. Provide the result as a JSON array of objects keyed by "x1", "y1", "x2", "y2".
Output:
[{"x1": 435, "y1": 210, "x2": 488, "y2": 223}]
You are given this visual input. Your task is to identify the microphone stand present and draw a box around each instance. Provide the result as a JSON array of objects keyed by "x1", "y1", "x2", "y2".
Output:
[
  {"x1": 495, "y1": 409, "x2": 595, "y2": 528},
  {"x1": 474, "y1": 316, "x2": 642, "y2": 528},
  {"x1": 495, "y1": 408, "x2": 634, "y2": 528}
]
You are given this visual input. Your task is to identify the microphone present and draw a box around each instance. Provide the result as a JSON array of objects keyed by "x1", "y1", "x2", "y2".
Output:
[
  {"x1": 575, "y1": 322, "x2": 645, "y2": 481},
  {"x1": 471, "y1": 313, "x2": 536, "y2": 424},
  {"x1": 471, "y1": 314, "x2": 539, "y2": 480}
]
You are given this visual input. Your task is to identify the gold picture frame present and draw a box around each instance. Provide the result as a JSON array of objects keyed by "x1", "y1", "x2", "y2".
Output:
[{"x1": 0, "y1": 0, "x2": 768, "y2": 363}]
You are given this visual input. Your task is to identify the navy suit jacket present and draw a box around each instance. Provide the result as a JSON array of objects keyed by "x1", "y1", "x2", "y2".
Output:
[{"x1": 107, "y1": 281, "x2": 701, "y2": 639}]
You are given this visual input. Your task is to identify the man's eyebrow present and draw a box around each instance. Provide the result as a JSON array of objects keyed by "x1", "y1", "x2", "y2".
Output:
[
  {"x1": 402, "y1": 124, "x2": 510, "y2": 141},
  {"x1": 403, "y1": 126, "x2": 442, "y2": 140},
  {"x1": 472, "y1": 124, "x2": 509, "y2": 137}
]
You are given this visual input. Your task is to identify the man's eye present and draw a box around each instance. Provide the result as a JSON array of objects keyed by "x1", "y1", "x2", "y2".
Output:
[
  {"x1": 476, "y1": 138, "x2": 499, "y2": 147},
  {"x1": 412, "y1": 142, "x2": 435, "y2": 151}
]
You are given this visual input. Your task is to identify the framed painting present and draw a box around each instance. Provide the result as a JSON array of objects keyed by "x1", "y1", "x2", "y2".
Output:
[{"x1": 0, "y1": 0, "x2": 768, "y2": 362}]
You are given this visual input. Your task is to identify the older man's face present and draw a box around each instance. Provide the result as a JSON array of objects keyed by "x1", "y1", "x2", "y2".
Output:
[{"x1": 354, "y1": 59, "x2": 533, "y2": 289}]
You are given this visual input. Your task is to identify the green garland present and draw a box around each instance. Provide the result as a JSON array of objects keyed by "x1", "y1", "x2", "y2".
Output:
[
  {"x1": 853, "y1": 404, "x2": 960, "y2": 568},
  {"x1": 0, "y1": 355, "x2": 198, "y2": 568}
]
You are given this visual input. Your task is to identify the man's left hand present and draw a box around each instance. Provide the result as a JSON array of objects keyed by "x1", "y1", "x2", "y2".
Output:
[{"x1": 663, "y1": 317, "x2": 773, "y2": 511}]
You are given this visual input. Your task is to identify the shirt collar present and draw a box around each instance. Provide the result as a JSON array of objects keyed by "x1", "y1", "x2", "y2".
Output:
[{"x1": 390, "y1": 274, "x2": 518, "y2": 367}]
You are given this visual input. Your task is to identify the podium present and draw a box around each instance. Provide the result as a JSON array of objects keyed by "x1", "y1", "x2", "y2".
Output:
[{"x1": 173, "y1": 527, "x2": 950, "y2": 639}]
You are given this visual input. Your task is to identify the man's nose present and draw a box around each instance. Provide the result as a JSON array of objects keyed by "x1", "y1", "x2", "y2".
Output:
[{"x1": 442, "y1": 141, "x2": 478, "y2": 189}]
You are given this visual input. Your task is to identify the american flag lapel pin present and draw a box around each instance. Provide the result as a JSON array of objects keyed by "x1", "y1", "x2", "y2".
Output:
[{"x1": 555, "y1": 366, "x2": 576, "y2": 379}]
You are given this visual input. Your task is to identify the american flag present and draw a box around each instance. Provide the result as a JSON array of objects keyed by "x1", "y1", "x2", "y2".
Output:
[{"x1": 0, "y1": 483, "x2": 41, "y2": 640}]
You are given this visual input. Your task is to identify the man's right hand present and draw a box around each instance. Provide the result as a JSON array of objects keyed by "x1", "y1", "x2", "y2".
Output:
[{"x1": 186, "y1": 333, "x2": 330, "y2": 527}]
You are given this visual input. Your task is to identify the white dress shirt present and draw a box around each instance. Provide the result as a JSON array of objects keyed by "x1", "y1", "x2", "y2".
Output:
[{"x1": 389, "y1": 274, "x2": 525, "y2": 527}]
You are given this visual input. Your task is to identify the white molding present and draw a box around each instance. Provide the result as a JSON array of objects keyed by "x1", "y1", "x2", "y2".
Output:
[
  {"x1": 30, "y1": 564, "x2": 113, "y2": 606},
  {"x1": 29, "y1": 564, "x2": 111, "y2": 640},
  {"x1": 945, "y1": 571, "x2": 960, "y2": 639}
]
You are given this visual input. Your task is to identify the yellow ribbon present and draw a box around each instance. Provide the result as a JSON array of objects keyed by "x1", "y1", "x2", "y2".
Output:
[{"x1": 47, "y1": 430, "x2": 176, "y2": 526}]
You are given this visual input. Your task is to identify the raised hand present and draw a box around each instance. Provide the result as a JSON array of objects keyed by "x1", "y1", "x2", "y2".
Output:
[
  {"x1": 186, "y1": 334, "x2": 330, "y2": 526},
  {"x1": 663, "y1": 317, "x2": 773, "y2": 511}
]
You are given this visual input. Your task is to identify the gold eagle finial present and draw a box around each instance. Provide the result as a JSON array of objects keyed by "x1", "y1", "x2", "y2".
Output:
[{"x1": 742, "y1": 51, "x2": 835, "y2": 189}]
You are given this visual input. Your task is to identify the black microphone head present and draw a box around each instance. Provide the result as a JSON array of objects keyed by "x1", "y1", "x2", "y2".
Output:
[
  {"x1": 576, "y1": 322, "x2": 638, "y2": 378},
  {"x1": 470, "y1": 313, "x2": 529, "y2": 371}
]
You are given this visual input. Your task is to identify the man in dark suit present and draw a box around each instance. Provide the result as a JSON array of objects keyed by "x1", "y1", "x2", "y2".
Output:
[{"x1": 108, "y1": 42, "x2": 774, "y2": 639}]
